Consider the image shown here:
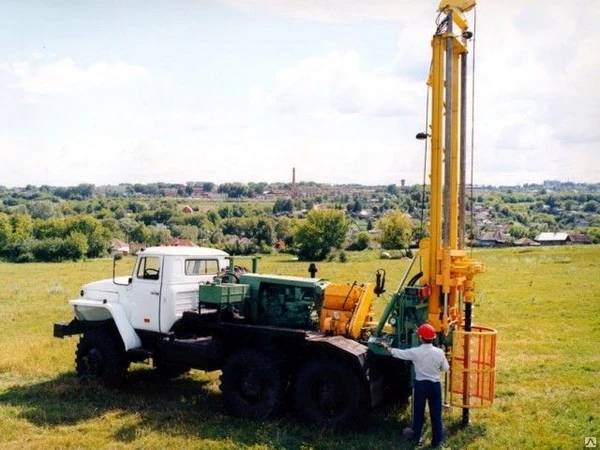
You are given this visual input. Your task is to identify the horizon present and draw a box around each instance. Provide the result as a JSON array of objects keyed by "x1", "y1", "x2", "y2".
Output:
[{"x1": 3, "y1": 178, "x2": 598, "y2": 192}]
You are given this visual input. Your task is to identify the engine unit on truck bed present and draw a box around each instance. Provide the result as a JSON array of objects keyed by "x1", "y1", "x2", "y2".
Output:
[{"x1": 238, "y1": 273, "x2": 329, "y2": 329}]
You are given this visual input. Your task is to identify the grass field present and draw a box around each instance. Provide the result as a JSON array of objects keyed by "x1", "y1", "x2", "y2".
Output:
[{"x1": 0, "y1": 246, "x2": 599, "y2": 449}]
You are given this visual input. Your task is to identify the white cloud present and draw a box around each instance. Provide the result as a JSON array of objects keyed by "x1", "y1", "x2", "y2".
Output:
[
  {"x1": 188, "y1": 112, "x2": 248, "y2": 130},
  {"x1": 254, "y1": 49, "x2": 423, "y2": 118},
  {"x1": 457, "y1": 0, "x2": 600, "y2": 184},
  {"x1": 133, "y1": 110, "x2": 249, "y2": 138},
  {"x1": 246, "y1": 0, "x2": 600, "y2": 185},
  {"x1": 218, "y1": 0, "x2": 425, "y2": 24},
  {"x1": 1, "y1": 57, "x2": 148, "y2": 96}
]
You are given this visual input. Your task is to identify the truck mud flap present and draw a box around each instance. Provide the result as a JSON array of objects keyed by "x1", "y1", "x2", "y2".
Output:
[{"x1": 304, "y1": 333, "x2": 369, "y2": 368}]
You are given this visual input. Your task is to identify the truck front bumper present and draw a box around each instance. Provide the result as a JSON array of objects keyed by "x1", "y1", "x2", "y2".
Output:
[
  {"x1": 53, "y1": 319, "x2": 87, "y2": 338},
  {"x1": 53, "y1": 318, "x2": 112, "y2": 338}
]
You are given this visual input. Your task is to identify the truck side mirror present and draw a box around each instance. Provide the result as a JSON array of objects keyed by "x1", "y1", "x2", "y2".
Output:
[{"x1": 112, "y1": 252, "x2": 131, "y2": 286}]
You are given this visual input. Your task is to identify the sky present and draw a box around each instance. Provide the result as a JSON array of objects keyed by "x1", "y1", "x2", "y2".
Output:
[{"x1": 0, "y1": 0, "x2": 599, "y2": 188}]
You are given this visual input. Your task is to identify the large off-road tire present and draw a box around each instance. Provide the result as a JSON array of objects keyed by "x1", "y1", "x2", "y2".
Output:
[
  {"x1": 369, "y1": 364, "x2": 412, "y2": 406},
  {"x1": 75, "y1": 328, "x2": 128, "y2": 388},
  {"x1": 293, "y1": 359, "x2": 363, "y2": 428},
  {"x1": 220, "y1": 349, "x2": 285, "y2": 420}
]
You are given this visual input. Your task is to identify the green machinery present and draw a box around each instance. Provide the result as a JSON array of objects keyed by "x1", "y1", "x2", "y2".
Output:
[{"x1": 199, "y1": 274, "x2": 328, "y2": 329}]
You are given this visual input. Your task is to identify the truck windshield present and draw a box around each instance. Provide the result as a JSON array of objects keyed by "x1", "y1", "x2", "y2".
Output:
[{"x1": 185, "y1": 259, "x2": 219, "y2": 276}]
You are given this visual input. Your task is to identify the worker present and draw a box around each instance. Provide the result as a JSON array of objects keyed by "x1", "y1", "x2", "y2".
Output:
[{"x1": 380, "y1": 323, "x2": 449, "y2": 448}]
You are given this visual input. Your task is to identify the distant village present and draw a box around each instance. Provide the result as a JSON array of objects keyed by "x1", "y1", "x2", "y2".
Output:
[
  {"x1": 93, "y1": 178, "x2": 599, "y2": 251},
  {"x1": 2, "y1": 177, "x2": 598, "y2": 263}
]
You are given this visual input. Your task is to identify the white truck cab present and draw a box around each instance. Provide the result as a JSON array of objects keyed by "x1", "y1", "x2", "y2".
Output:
[{"x1": 67, "y1": 246, "x2": 229, "y2": 349}]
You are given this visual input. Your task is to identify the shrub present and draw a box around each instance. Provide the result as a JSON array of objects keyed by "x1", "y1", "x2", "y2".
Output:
[
  {"x1": 377, "y1": 211, "x2": 413, "y2": 250},
  {"x1": 294, "y1": 209, "x2": 350, "y2": 261}
]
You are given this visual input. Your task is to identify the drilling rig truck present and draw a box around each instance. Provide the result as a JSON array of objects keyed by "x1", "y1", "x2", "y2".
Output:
[{"x1": 54, "y1": 0, "x2": 496, "y2": 429}]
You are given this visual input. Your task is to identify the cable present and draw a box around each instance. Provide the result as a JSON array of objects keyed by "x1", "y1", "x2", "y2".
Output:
[
  {"x1": 420, "y1": 65, "x2": 431, "y2": 273},
  {"x1": 436, "y1": 13, "x2": 448, "y2": 34},
  {"x1": 469, "y1": 6, "x2": 477, "y2": 254}
]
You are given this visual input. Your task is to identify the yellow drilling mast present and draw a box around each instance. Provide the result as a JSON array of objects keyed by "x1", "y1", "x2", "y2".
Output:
[
  {"x1": 420, "y1": 0, "x2": 480, "y2": 345},
  {"x1": 368, "y1": 0, "x2": 496, "y2": 426},
  {"x1": 420, "y1": 0, "x2": 496, "y2": 426}
]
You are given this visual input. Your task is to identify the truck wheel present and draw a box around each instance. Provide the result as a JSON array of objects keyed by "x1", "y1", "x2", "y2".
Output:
[
  {"x1": 293, "y1": 359, "x2": 362, "y2": 428},
  {"x1": 220, "y1": 349, "x2": 284, "y2": 420},
  {"x1": 75, "y1": 328, "x2": 128, "y2": 388}
]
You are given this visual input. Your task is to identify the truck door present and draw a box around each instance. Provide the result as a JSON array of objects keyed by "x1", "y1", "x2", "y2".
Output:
[{"x1": 130, "y1": 255, "x2": 163, "y2": 332}]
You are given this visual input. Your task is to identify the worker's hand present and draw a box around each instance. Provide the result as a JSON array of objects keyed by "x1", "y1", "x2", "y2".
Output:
[{"x1": 379, "y1": 341, "x2": 391, "y2": 352}]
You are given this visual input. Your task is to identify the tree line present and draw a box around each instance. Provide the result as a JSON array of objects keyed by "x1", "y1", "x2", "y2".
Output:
[
  {"x1": 1, "y1": 181, "x2": 598, "y2": 263},
  {"x1": 0, "y1": 205, "x2": 416, "y2": 263},
  {"x1": 0, "y1": 214, "x2": 111, "y2": 263}
]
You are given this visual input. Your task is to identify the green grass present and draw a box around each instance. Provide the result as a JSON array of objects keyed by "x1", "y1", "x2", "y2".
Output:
[{"x1": 1, "y1": 246, "x2": 599, "y2": 449}]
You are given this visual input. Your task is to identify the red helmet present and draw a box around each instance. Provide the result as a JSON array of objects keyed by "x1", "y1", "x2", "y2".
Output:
[{"x1": 417, "y1": 323, "x2": 436, "y2": 340}]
